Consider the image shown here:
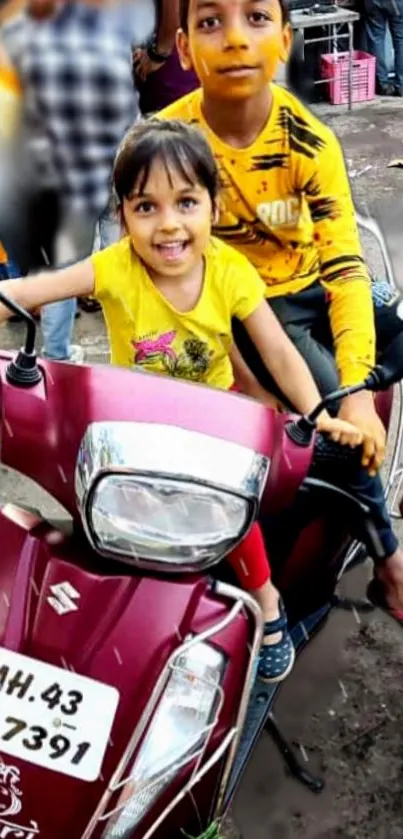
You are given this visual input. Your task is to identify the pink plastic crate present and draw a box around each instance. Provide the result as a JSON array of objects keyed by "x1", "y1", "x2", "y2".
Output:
[{"x1": 320, "y1": 50, "x2": 376, "y2": 105}]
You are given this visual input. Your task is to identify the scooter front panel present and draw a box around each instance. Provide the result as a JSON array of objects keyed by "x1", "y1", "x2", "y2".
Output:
[{"x1": 0, "y1": 510, "x2": 253, "y2": 839}]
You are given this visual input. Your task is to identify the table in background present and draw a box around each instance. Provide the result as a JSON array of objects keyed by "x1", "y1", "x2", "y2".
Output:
[{"x1": 290, "y1": 7, "x2": 360, "y2": 109}]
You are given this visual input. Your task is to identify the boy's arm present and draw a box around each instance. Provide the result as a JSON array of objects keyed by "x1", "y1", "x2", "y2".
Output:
[
  {"x1": 297, "y1": 126, "x2": 385, "y2": 471},
  {"x1": 298, "y1": 127, "x2": 375, "y2": 389},
  {"x1": 243, "y1": 301, "x2": 366, "y2": 453}
]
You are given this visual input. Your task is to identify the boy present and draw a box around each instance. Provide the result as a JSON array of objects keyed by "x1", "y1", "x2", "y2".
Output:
[
  {"x1": 159, "y1": 0, "x2": 403, "y2": 462},
  {"x1": 158, "y1": 0, "x2": 403, "y2": 616}
]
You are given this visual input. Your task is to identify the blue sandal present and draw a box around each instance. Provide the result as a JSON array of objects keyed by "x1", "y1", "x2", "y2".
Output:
[{"x1": 258, "y1": 600, "x2": 295, "y2": 684}]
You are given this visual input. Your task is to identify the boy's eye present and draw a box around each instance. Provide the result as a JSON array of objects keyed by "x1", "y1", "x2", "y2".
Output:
[
  {"x1": 247, "y1": 10, "x2": 271, "y2": 23},
  {"x1": 178, "y1": 196, "x2": 198, "y2": 210},
  {"x1": 134, "y1": 200, "x2": 155, "y2": 214},
  {"x1": 197, "y1": 15, "x2": 221, "y2": 30}
]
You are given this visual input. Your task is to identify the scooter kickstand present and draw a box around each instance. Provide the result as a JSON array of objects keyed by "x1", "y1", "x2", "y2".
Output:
[{"x1": 264, "y1": 713, "x2": 325, "y2": 794}]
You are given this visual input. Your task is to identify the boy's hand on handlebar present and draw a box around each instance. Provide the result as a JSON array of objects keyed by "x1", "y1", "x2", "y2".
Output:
[
  {"x1": 338, "y1": 392, "x2": 386, "y2": 476},
  {"x1": 317, "y1": 412, "x2": 363, "y2": 448}
]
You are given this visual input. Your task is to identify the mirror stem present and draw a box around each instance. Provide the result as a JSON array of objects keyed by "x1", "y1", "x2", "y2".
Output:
[
  {"x1": 0, "y1": 292, "x2": 37, "y2": 355},
  {"x1": 307, "y1": 380, "x2": 372, "y2": 424}
]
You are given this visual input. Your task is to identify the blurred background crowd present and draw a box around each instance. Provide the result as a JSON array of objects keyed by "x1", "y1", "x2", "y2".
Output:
[
  {"x1": 0, "y1": 0, "x2": 402, "y2": 361},
  {"x1": 0, "y1": 0, "x2": 199, "y2": 361}
]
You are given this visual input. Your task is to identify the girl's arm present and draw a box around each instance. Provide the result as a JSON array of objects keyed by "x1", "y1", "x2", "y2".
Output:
[
  {"x1": 0, "y1": 260, "x2": 95, "y2": 321},
  {"x1": 243, "y1": 301, "x2": 364, "y2": 449},
  {"x1": 229, "y1": 344, "x2": 284, "y2": 411}
]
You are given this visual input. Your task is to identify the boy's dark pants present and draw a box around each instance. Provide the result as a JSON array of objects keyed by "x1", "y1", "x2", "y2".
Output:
[{"x1": 233, "y1": 280, "x2": 403, "y2": 560}]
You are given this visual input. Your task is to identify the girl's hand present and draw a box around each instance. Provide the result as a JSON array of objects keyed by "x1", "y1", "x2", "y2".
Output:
[
  {"x1": 316, "y1": 413, "x2": 363, "y2": 448},
  {"x1": 248, "y1": 381, "x2": 285, "y2": 412}
]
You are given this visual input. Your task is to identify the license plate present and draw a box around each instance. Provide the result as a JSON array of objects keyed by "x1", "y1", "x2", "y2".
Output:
[{"x1": 0, "y1": 648, "x2": 119, "y2": 781}]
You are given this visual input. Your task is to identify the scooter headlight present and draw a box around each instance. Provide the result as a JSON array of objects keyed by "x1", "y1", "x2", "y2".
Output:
[
  {"x1": 75, "y1": 422, "x2": 269, "y2": 573},
  {"x1": 89, "y1": 474, "x2": 249, "y2": 566},
  {"x1": 102, "y1": 642, "x2": 225, "y2": 839}
]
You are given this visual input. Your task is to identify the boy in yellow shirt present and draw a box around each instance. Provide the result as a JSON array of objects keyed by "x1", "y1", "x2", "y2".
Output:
[{"x1": 158, "y1": 0, "x2": 403, "y2": 618}]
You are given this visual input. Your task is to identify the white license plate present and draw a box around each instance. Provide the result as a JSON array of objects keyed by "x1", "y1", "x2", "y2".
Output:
[{"x1": 0, "y1": 648, "x2": 120, "y2": 781}]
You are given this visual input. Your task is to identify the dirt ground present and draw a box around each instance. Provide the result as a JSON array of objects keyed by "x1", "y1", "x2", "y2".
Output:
[{"x1": 1, "y1": 98, "x2": 403, "y2": 839}]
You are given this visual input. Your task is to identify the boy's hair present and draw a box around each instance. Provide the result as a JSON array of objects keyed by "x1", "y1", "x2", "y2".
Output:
[
  {"x1": 179, "y1": 0, "x2": 290, "y2": 31},
  {"x1": 113, "y1": 119, "x2": 220, "y2": 205}
]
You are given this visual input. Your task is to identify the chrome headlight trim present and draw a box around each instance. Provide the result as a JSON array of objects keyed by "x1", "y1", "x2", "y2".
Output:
[{"x1": 75, "y1": 422, "x2": 269, "y2": 569}]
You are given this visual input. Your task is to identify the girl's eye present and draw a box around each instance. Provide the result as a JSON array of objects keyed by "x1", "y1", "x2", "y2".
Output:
[
  {"x1": 247, "y1": 11, "x2": 271, "y2": 23},
  {"x1": 178, "y1": 197, "x2": 198, "y2": 210},
  {"x1": 134, "y1": 201, "x2": 155, "y2": 214},
  {"x1": 197, "y1": 15, "x2": 221, "y2": 30}
]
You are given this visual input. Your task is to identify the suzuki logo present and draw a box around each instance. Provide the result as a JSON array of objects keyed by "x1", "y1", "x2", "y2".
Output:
[{"x1": 46, "y1": 582, "x2": 80, "y2": 616}]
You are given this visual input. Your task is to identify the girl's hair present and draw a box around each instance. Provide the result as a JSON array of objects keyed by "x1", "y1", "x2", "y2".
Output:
[
  {"x1": 113, "y1": 119, "x2": 220, "y2": 206},
  {"x1": 179, "y1": 0, "x2": 290, "y2": 31}
]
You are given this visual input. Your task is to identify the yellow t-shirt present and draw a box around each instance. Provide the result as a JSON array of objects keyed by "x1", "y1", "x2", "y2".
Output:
[
  {"x1": 159, "y1": 84, "x2": 375, "y2": 387},
  {"x1": 91, "y1": 236, "x2": 265, "y2": 389},
  {"x1": 0, "y1": 241, "x2": 8, "y2": 264},
  {"x1": 0, "y1": 59, "x2": 21, "y2": 265},
  {"x1": 0, "y1": 63, "x2": 22, "y2": 143}
]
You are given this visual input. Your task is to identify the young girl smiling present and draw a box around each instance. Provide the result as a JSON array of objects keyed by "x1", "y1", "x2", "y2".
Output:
[{"x1": 0, "y1": 119, "x2": 362, "y2": 681}]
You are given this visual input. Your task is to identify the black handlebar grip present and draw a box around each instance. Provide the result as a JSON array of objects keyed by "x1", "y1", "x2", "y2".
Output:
[{"x1": 313, "y1": 433, "x2": 363, "y2": 470}]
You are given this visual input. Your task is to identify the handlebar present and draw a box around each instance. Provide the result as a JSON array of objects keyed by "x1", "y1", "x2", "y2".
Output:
[
  {"x1": 307, "y1": 433, "x2": 386, "y2": 561},
  {"x1": 312, "y1": 432, "x2": 363, "y2": 470}
]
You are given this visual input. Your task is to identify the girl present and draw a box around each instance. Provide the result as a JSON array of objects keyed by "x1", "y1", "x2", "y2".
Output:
[{"x1": 0, "y1": 119, "x2": 363, "y2": 683}]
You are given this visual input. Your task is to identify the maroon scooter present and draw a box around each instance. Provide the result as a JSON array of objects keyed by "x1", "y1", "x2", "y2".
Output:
[{"x1": 0, "y1": 271, "x2": 401, "y2": 839}]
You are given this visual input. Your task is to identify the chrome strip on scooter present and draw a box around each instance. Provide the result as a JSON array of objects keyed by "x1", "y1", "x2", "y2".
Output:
[
  {"x1": 341, "y1": 211, "x2": 403, "y2": 569},
  {"x1": 136, "y1": 585, "x2": 264, "y2": 839},
  {"x1": 355, "y1": 211, "x2": 403, "y2": 520},
  {"x1": 385, "y1": 382, "x2": 403, "y2": 517},
  {"x1": 80, "y1": 585, "x2": 263, "y2": 839},
  {"x1": 140, "y1": 729, "x2": 238, "y2": 839},
  {"x1": 101, "y1": 677, "x2": 227, "y2": 810},
  {"x1": 212, "y1": 583, "x2": 263, "y2": 817},
  {"x1": 340, "y1": 380, "x2": 403, "y2": 573}
]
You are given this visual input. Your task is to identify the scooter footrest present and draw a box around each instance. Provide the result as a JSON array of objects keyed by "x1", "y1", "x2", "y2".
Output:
[{"x1": 223, "y1": 602, "x2": 331, "y2": 809}]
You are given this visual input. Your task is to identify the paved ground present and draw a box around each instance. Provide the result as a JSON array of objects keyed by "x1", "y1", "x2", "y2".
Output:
[{"x1": 1, "y1": 96, "x2": 403, "y2": 839}]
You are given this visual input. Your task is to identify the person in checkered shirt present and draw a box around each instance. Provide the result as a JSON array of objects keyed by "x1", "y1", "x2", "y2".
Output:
[{"x1": 0, "y1": 0, "x2": 154, "y2": 361}]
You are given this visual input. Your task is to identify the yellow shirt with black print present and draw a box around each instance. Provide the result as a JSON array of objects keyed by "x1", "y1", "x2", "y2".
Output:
[{"x1": 159, "y1": 84, "x2": 375, "y2": 387}]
